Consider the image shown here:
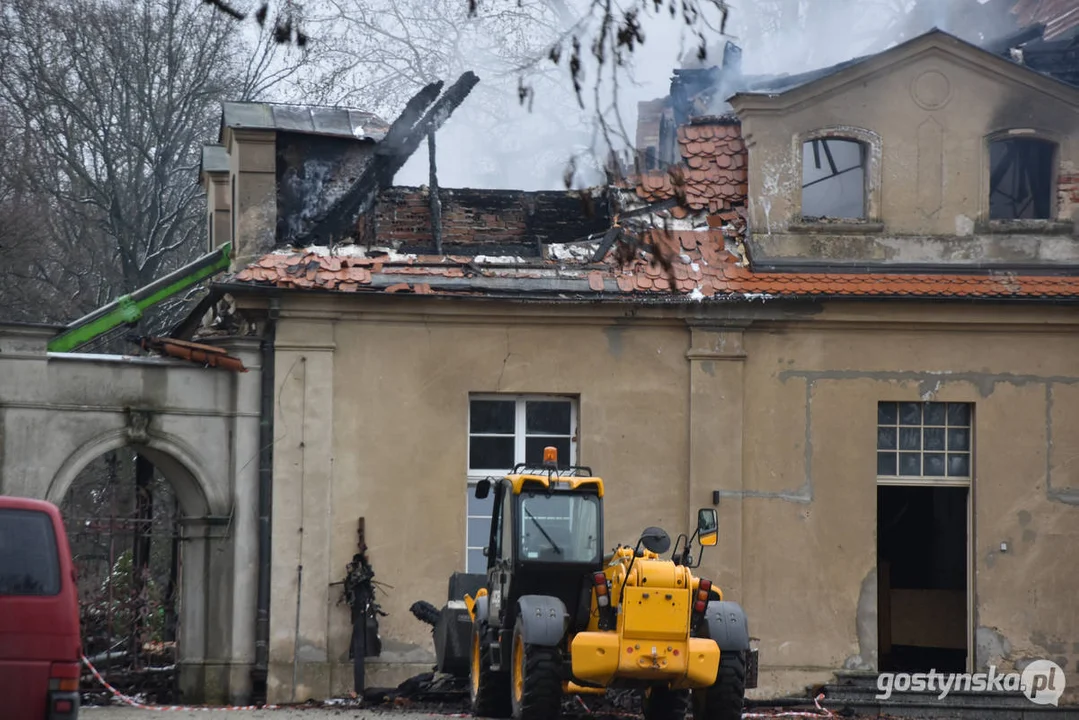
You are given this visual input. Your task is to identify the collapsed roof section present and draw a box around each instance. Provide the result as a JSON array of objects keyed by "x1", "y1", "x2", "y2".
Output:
[
  {"x1": 222, "y1": 31, "x2": 1079, "y2": 306},
  {"x1": 291, "y1": 72, "x2": 480, "y2": 248},
  {"x1": 232, "y1": 235, "x2": 1079, "y2": 302},
  {"x1": 229, "y1": 111, "x2": 1079, "y2": 303}
]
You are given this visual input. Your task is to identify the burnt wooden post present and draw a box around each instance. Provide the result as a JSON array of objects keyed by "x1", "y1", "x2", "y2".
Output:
[
  {"x1": 345, "y1": 517, "x2": 384, "y2": 697},
  {"x1": 351, "y1": 518, "x2": 366, "y2": 695},
  {"x1": 294, "y1": 71, "x2": 479, "y2": 248},
  {"x1": 429, "y1": 132, "x2": 443, "y2": 254}
]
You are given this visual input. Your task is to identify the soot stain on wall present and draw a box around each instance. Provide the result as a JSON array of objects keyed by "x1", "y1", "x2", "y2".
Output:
[{"x1": 276, "y1": 131, "x2": 375, "y2": 246}]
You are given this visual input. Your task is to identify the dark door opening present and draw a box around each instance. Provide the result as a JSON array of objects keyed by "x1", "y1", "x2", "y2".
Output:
[{"x1": 878, "y1": 485, "x2": 968, "y2": 673}]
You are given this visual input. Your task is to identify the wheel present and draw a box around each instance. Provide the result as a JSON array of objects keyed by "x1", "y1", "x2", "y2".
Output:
[
  {"x1": 691, "y1": 650, "x2": 746, "y2": 720},
  {"x1": 509, "y1": 616, "x2": 563, "y2": 720},
  {"x1": 643, "y1": 684, "x2": 690, "y2": 720},
  {"x1": 470, "y1": 625, "x2": 511, "y2": 718}
]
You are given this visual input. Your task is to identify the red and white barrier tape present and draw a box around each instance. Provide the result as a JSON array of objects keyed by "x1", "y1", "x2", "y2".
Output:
[
  {"x1": 81, "y1": 654, "x2": 279, "y2": 711},
  {"x1": 84, "y1": 652, "x2": 833, "y2": 718}
]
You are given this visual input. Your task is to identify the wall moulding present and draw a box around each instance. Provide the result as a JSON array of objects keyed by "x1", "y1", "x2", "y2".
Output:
[{"x1": 685, "y1": 319, "x2": 751, "y2": 360}]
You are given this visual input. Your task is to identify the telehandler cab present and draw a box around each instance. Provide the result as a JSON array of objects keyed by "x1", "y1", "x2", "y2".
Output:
[{"x1": 462, "y1": 447, "x2": 757, "y2": 720}]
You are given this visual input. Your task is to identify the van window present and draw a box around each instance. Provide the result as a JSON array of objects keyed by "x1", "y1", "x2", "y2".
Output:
[{"x1": 0, "y1": 509, "x2": 60, "y2": 596}]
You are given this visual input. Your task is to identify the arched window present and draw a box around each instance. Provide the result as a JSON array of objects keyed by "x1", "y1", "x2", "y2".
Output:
[
  {"x1": 989, "y1": 137, "x2": 1055, "y2": 220},
  {"x1": 801, "y1": 137, "x2": 869, "y2": 220}
]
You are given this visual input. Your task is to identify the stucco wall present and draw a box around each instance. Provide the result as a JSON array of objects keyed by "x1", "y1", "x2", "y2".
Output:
[
  {"x1": 266, "y1": 301, "x2": 693, "y2": 702},
  {"x1": 735, "y1": 38, "x2": 1079, "y2": 268},
  {"x1": 0, "y1": 325, "x2": 264, "y2": 704},
  {"x1": 264, "y1": 297, "x2": 1079, "y2": 704},
  {"x1": 741, "y1": 307, "x2": 1079, "y2": 697},
  {"x1": 742, "y1": 49, "x2": 1079, "y2": 233}
]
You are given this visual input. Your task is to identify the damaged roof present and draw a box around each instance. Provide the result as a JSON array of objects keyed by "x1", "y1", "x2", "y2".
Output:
[
  {"x1": 635, "y1": 119, "x2": 746, "y2": 214},
  {"x1": 229, "y1": 229, "x2": 1079, "y2": 303},
  {"x1": 1013, "y1": 0, "x2": 1079, "y2": 39},
  {"x1": 220, "y1": 101, "x2": 390, "y2": 142},
  {"x1": 738, "y1": 55, "x2": 870, "y2": 96},
  {"x1": 223, "y1": 87, "x2": 1079, "y2": 305}
]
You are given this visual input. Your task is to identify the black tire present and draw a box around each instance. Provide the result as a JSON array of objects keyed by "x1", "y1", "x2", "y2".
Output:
[
  {"x1": 470, "y1": 625, "x2": 511, "y2": 718},
  {"x1": 509, "y1": 617, "x2": 563, "y2": 720},
  {"x1": 643, "y1": 685, "x2": 690, "y2": 720},
  {"x1": 692, "y1": 650, "x2": 746, "y2": 720}
]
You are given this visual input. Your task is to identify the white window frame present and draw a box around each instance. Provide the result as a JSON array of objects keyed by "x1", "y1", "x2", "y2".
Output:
[{"x1": 465, "y1": 394, "x2": 578, "y2": 572}]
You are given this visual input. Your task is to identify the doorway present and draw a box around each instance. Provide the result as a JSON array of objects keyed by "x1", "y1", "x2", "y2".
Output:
[{"x1": 877, "y1": 485, "x2": 968, "y2": 673}]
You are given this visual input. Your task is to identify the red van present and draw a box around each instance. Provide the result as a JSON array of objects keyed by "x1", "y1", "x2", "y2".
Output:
[{"x1": 0, "y1": 496, "x2": 81, "y2": 720}]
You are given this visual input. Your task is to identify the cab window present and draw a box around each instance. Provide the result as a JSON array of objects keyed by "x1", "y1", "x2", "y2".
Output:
[{"x1": 518, "y1": 492, "x2": 599, "y2": 563}]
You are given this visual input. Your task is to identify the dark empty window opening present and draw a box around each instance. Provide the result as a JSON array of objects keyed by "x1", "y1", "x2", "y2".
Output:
[
  {"x1": 802, "y1": 138, "x2": 867, "y2": 220},
  {"x1": 989, "y1": 138, "x2": 1054, "y2": 220}
]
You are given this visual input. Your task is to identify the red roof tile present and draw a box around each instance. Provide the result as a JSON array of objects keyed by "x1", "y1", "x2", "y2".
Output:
[
  {"x1": 633, "y1": 119, "x2": 747, "y2": 212},
  {"x1": 231, "y1": 228, "x2": 1079, "y2": 302},
  {"x1": 228, "y1": 112, "x2": 1079, "y2": 304}
]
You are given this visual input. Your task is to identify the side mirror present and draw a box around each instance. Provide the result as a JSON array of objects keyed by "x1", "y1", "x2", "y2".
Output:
[
  {"x1": 697, "y1": 508, "x2": 718, "y2": 547},
  {"x1": 639, "y1": 526, "x2": 671, "y2": 555},
  {"x1": 475, "y1": 479, "x2": 491, "y2": 499}
]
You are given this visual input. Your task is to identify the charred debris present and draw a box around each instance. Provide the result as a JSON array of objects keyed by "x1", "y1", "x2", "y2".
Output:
[{"x1": 270, "y1": 69, "x2": 724, "y2": 272}]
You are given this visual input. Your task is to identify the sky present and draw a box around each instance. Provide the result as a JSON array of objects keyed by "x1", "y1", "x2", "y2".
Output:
[{"x1": 233, "y1": 0, "x2": 1023, "y2": 192}]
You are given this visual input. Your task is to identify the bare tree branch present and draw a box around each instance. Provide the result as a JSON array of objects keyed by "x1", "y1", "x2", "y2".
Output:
[{"x1": 0, "y1": 0, "x2": 312, "y2": 339}]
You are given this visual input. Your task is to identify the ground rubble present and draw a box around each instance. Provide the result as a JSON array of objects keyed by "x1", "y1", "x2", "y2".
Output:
[{"x1": 302, "y1": 669, "x2": 879, "y2": 719}]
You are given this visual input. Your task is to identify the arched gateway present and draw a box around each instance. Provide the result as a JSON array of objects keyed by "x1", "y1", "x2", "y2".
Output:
[{"x1": 0, "y1": 322, "x2": 263, "y2": 705}]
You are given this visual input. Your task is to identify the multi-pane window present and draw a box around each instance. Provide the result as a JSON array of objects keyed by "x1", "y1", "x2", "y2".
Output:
[
  {"x1": 877, "y1": 401, "x2": 971, "y2": 479},
  {"x1": 466, "y1": 395, "x2": 577, "y2": 572}
]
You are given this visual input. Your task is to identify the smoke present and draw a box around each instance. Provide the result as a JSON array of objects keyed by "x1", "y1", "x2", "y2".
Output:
[
  {"x1": 249, "y1": 0, "x2": 1032, "y2": 193},
  {"x1": 729, "y1": 0, "x2": 1025, "y2": 80},
  {"x1": 394, "y1": 0, "x2": 711, "y2": 191}
]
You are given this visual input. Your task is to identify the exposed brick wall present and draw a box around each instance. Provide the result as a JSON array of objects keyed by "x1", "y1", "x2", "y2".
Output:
[
  {"x1": 1057, "y1": 170, "x2": 1079, "y2": 221},
  {"x1": 367, "y1": 186, "x2": 611, "y2": 255}
]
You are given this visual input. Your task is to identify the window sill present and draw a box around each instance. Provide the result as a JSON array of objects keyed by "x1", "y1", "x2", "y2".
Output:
[
  {"x1": 984, "y1": 219, "x2": 1074, "y2": 235},
  {"x1": 789, "y1": 220, "x2": 885, "y2": 235}
]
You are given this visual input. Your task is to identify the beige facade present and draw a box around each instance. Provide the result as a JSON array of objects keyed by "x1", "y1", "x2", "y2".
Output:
[
  {"x1": 238, "y1": 295, "x2": 1079, "y2": 704},
  {"x1": 202, "y1": 28, "x2": 1079, "y2": 708},
  {"x1": 731, "y1": 31, "x2": 1079, "y2": 268},
  {"x1": 0, "y1": 324, "x2": 263, "y2": 704}
]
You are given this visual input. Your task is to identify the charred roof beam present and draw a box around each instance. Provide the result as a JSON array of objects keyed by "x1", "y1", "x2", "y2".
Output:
[{"x1": 294, "y1": 71, "x2": 480, "y2": 248}]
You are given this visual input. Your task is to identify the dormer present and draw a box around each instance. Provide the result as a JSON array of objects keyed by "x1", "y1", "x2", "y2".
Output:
[
  {"x1": 728, "y1": 28, "x2": 1079, "y2": 270},
  {"x1": 201, "y1": 101, "x2": 390, "y2": 271}
]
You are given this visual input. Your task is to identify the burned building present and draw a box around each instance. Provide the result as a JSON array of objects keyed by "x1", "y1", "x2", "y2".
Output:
[{"x1": 189, "y1": 24, "x2": 1079, "y2": 711}]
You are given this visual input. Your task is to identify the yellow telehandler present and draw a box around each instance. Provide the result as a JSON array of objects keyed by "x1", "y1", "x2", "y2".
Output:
[{"x1": 460, "y1": 447, "x2": 757, "y2": 720}]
